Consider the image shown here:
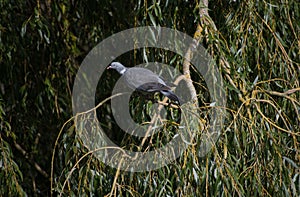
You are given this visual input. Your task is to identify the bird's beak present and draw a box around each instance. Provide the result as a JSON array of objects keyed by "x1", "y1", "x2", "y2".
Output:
[{"x1": 107, "y1": 65, "x2": 112, "y2": 69}]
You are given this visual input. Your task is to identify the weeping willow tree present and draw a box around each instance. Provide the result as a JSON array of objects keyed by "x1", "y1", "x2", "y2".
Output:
[{"x1": 0, "y1": 0, "x2": 299, "y2": 196}]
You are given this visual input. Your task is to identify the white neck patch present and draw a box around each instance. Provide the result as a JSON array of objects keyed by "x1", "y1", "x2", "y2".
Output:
[{"x1": 119, "y1": 68, "x2": 126, "y2": 75}]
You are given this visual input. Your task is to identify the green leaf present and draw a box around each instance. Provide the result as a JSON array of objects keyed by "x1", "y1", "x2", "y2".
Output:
[{"x1": 148, "y1": 12, "x2": 156, "y2": 27}]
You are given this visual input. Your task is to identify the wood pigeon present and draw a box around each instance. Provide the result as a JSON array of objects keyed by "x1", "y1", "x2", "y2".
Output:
[{"x1": 107, "y1": 62, "x2": 180, "y2": 103}]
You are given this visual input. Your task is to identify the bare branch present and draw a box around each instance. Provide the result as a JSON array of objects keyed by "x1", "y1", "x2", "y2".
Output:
[{"x1": 14, "y1": 142, "x2": 49, "y2": 178}]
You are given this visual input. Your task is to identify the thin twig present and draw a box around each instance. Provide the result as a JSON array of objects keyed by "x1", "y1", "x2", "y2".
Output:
[{"x1": 13, "y1": 142, "x2": 49, "y2": 178}]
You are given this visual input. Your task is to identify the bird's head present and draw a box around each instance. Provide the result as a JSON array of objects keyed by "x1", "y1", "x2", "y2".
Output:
[{"x1": 107, "y1": 62, "x2": 127, "y2": 74}]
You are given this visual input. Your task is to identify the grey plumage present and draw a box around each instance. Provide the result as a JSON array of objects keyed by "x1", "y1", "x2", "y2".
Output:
[{"x1": 107, "y1": 62, "x2": 180, "y2": 103}]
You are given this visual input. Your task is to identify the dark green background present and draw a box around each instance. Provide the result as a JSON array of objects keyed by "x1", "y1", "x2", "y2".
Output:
[{"x1": 0, "y1": 0, "x2": 299, "y2": 196}]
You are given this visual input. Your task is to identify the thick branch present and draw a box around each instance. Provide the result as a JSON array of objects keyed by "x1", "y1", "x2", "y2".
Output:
[{"x1": 182, "y1": 0, "x2": 214, "y2": 104}]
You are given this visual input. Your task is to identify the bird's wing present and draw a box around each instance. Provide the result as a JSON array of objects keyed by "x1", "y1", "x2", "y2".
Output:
[
  {"x1": 124, "y1": 67, "x2": 167, "y2": 89},
  {"x1": 124, "y1": 67, "x2": 180, "y2": 103},
  {"x1": 136, "y1": 82, "x2": 171, "y2": 92}
]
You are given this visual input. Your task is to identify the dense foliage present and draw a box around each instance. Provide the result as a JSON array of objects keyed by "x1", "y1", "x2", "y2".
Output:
[{"x1": 0, "y1": 0, "x2": 299, "y2": 196}]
